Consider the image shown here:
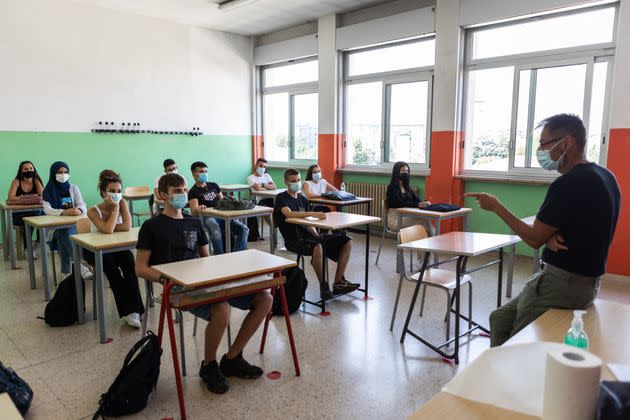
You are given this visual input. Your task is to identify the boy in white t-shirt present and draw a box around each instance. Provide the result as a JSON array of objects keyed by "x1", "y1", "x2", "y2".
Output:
[{"x1": 247, "y1": 158, "x2": 276, "y2": 207}]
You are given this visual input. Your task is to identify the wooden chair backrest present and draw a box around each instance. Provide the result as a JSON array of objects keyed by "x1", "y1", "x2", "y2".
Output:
[
  {"x1": 124, "y1": 186, "x2": 150, "y2": 195},
  {"x1": 398, "y1": 224, "x2": 429, "y2": 244},
  {"x1": 76, "y1": 218, "x2": 92, "y2": 234},
  {"x1": 382, "y1": 198, "x2": 389, "y2": 213}
]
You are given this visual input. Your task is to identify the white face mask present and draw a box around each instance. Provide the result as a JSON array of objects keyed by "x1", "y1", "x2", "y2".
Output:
[
  {"x1": 256, "y1": 167, "x2": 266, "y2": 176},
  {"x1": 536, "y1": 139, "x2": 566, "y2": 171},
  {"x1": 56, "y1": 173, "x2": 69, "y2": 183},
  {"x1": 107, "y1": 192, "x2": 122, "y2": 203},
  {"x1": 312, "y1": 172, "x2": 321, "y2": 182}
]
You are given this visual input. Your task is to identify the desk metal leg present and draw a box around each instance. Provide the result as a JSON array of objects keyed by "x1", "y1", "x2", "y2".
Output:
[
  {"x1": 73, "y1": 243, "x2": 85, "y2": 323},
  {"x1": 269, "y1": 214, "x2": 274, "y2": 254},
  {"x1": 225, "y1": 217, "x2": 232, "y2": 254},
  {"x1": 1, "y1": 208, "x2": 7, "y2": 261},
  {"x1": 506, "y1": 243, "x2": 516, "y2": 298},
  {"x1": 25, "y1": 224, "x2": 36, "y2": 289},
  {"x1": 433, "y1": 219, "x2": 441, "y2": 265},
  {"x1": 364, "y1": 223, "x2": 370, "y2": 299},
  {"x1": 41, "y1": 227, "x2": 51, "y2": 301},
  {"x1": 95, "y1": 250, "x2": 109, "y2": 343},
  {"x1": 7, "y1": 210, "x2": 17, "y2": 269},
  {"x1": 463, "y1": 213, "x2": 469, "y2": 232},
  {"x1": 321, "y1": 240, "x2": 328, "y2": 314},
  {"x1": 497, "y1": 248, "x2": 504, "y2": 308},
  {"x1": 129, "y1": 200, "x2": 135, "y2": 227}
]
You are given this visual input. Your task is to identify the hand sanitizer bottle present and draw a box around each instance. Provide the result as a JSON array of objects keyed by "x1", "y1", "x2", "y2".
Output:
[
  {"x1": 564, "y1": 310, "x2": 589, "y2": 350},
  {"x1": 340, "y1": 182, "x2": 346, "y2": 192}
]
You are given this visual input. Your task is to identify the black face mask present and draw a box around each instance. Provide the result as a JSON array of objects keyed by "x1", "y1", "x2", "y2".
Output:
[
  {"x1": 399, "y1": 173, "x2": 409, "y2": 182},
  {"x1": 23, "y1": 171, "x2": 35, "y2": 179}
]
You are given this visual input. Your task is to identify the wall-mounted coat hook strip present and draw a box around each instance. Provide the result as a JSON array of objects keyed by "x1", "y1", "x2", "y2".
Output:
[{"x1": 91, "y1": 121, "x2": 203, "y2": 136}]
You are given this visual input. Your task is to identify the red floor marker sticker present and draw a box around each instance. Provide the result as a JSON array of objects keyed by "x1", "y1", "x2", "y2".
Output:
[
  {"x1": 363, "y1": 296, "x2": 374, "y2": 301},
  {"x1": 320, "y1": 311, "x2": 332, "y2": 317},
  {"x1": 442, "y1": 357, "x2": 455, "y2": 365},
  {"x1": 479, "y1": 332, "x2": 490, "y2": 338},
  {"x1": 267, "y1": 371, "x2": 281, "y2": 380},
  {"x1": 105, "y1": 338, "x2": 114, "y2": 344}
]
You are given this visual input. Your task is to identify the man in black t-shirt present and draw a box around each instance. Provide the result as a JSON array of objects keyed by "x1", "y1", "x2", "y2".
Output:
[
  {"x1": 188, "y1": 161, "x2": 249, "y2": 254},
  {"x1": 466, "y1": 114, "x2": 620, "y2": 346},
  {"x1": 136, "y1": 173, "x2": 272, "y2": 394},
  {"x1": 274, "y1": 168, "x2": 359, "y2": 299}
]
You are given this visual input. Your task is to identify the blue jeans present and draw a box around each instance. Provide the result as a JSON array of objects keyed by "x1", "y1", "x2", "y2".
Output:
[
  {"x1": 52, "y1": 226, "x2": 77, "y2": 274},
  {"x1": 203, "y1": 217, "x2": 249, "y2": 254}
]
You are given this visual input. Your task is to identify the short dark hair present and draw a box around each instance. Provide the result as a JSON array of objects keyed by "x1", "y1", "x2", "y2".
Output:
[
  {"x1": 256, "y1": 158, "x2": 268, "y2": 165},
  {"x1": 158, "y1": 173, "x2": 186, "y2": 194},
  {"x1": 163, "y1": 159, "x2": 176, "y2": 169},
  {"x1": 190, "y1": 161, "x2": 207, "y2": 171},
  {"x1": 537, "y1": 114, "x2": 586, "y2": 149},
  {"x1": 283, "y1": 168, "x2": 300, "y2": 181}
]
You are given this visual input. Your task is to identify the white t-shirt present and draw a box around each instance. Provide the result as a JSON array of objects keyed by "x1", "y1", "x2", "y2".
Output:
[
  {"x1": 304, "y1": 179, "x2": 328, "y2": 196},
  {"x1": 247, "y1": 173, "x2": 274, "y2": 190}
]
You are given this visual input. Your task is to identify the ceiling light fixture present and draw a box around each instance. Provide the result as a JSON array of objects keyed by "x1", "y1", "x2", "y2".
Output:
[{"x1": 216, "y1": 0, "x2": 261, "y2": 12}]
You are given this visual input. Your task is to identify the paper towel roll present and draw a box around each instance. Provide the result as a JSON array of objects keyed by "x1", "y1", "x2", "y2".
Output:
[{"x1": 543, "y1": 346, "x2": 602, "y2": 420}]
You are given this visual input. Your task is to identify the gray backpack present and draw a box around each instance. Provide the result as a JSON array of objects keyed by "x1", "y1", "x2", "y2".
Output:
[{"x1": 216, "y1": 196, "x2": 255, "y2": 211}]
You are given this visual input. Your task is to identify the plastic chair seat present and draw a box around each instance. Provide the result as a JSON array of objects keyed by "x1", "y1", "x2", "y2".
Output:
[{"x1": 409, "y1": 269, "x2": 472, "y2": 290}]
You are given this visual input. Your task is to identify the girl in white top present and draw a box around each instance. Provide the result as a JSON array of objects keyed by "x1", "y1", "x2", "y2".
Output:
[
  {"x1": 85, "y1": 170, "x2": 145, "y2": 328},
  {"x1": 303, "y1": 164, "x2": 338, "y2": 199}
]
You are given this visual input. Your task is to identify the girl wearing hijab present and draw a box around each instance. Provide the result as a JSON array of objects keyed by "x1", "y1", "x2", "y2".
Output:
[
  {"x1": 386, "y1": 161, "x2": 434, "y2": 234},
  {"x1": 8, "y1": 161, "x2": 44, "y2": 255},
  {"x1": 42, "y1": 161, "x2": 87, "y2": 275}
]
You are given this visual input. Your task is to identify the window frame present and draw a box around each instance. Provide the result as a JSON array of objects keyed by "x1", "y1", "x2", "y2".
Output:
[
  {"x1": 342, "y1": 36, "x2": 435, "y2": 172},
  {"x1": 461, "y1": 4, "x2": 617, "y2": 180},
  {"x1": 260, "y1": 56, "x2": 319, "y2": 165}
]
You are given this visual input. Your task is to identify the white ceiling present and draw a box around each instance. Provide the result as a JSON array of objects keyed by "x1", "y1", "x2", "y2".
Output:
[{"x1": 73, "y1": 0, "x2": 392, "y2": 36}]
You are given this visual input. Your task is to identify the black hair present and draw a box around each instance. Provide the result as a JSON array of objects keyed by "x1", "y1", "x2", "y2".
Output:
[
  {"x1": 389, "y1": 161, "x2": 419, "y2": 201},
  {"x1": 283, "y1": 168, "x2": 300, "y2": 181},
  {"x1": 537, "y1": 113, "x2": 586, "y2": 149},
  {"x1": 305, "y1": 164, "x2": 320, "y2": 182},
  {"x1": 158, "y1": 173, "x2": 186, "y2": 194},
  {"x1": 256, "y1": 158, "x2": 268, "y2": 165},
  {"x1": 163, "y1": 159, "x2": 176, "y2": 169},
  {"x1": 15, "y1": 160, "x2": 43, "y2": 185},
  {"x1": 190, "y1": 161, "x2": 207, "y2": 172}
]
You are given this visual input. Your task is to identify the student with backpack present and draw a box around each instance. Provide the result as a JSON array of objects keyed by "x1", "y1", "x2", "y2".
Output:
[
  {"x1": 84, "y1": 170, "x2": 145, "y2": 328},
  {"x1": 135, "y1": 173, "x2": 272, "y2": 394}
]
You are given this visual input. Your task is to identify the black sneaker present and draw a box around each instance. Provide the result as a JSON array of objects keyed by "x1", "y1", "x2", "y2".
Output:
[
  {"x1": 199, "y1": 361, "x2": 229, "y2": 394},
  {"x1": 220, "y1": 352, "x2": 263, "y2": 379},
  {"x1": 333, "y1": 281, "x2": 360, "y2": 295},
  {"x1": 339, "y1": 277, "x2": 360, "y2": 287},
  {"x1": 320, "y1": 282, "x2": 333, "y2": 300}
]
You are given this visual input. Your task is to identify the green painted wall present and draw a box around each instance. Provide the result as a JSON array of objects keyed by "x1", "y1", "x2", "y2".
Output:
[
  {"x1": 2, "y1": 131, "x2": 252, "y2": 216},
  {"x1": 463, "y1": 181, "x2": 550, "y2": 256}
]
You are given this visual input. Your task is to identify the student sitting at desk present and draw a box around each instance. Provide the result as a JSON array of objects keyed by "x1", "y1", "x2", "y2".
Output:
[
  {"x1": 188, "y1": 161, "x2": 249, "y2": 254},
  {"x1": 152, "y1": 158, "x2": 178, "y2": 213},
  {"x1": 247, "y1": 158, "x2": 275, "y2": 207},
  {"x1": 386, "y1": 161, "x2": 435, "y2": 235},
  {"x1": 42, "y1": 161, "x2": 87, "y2": 276},
  {"x1": 302, "y1": 164, "x2": 337, "y2": 213},
  {"x1": 84, "y1": 170, "x2": 144, "y2": 329},
  {"x1": 275, "y1": 168, "x2": 359, "y2": 299},
  {"x1": 8, "y1": 160, "x2": 44, "y2": 257},
  {"x1": 136, "y1": 173, "x2": 272, "y2": 394}
]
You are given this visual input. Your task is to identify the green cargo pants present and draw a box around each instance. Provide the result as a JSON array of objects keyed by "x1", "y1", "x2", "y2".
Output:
[{"x1": 489, "y1": 263, "x2": 600, "y2": 347}]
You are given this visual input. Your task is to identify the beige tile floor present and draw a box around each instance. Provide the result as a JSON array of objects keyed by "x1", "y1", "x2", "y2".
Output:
[{"x1": 1, "y1": 232, "x2": 629, "y2": 420}]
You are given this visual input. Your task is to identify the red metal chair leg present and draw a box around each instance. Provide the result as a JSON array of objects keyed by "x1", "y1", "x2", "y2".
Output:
[
  {"x1": 157, "y1": 282, "x2": 171, "y2": 347},
  {"x1": 164, "y1": 284, "x2": 188, "y2": 420},
  {"x1": 279, "y1": 284, "x2": 300, "y2": 376},
  {"x1": 259, "y1": 286, "x2": 277, "y2": 354}
]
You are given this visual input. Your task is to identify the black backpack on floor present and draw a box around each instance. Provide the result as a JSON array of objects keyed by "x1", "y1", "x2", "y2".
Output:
[
  {"x1": 44, "y1": 274, "x2": 85, "y2": 327},
  {"x1": 0, "y1": 362, "x2": 33, "y2": 415},
  {"x1": 272, "y1": 267, "x2": 308, "y2": 315},
  {"x1": 247, "y1": 216, "x2": 261, "y2": 242},
  {"x1": 93, "y1": 331, "x2": 162, "y2": 419}
]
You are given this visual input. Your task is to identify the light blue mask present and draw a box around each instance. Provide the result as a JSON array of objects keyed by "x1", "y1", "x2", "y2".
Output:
[
  {"x1": 312, "y1": 172, "x2": 321, "y2": 182},
  {"x1": 536, "y1": 139, "x2": 565, "y2": 171},
  {"x1": 256, "y1": 167, "x2": 265, "y2": 176},
  {"x1": 107, "y1": 192, "x2": 122, "y2": 203},
  {"x1": 289, "y1": 182, "x2": 300, "y2": 193},
  {"x1": 170, "y1": 193, "x2": 188, "y2": 209},
  {"x1": 197, "y1": 172, "x2": 208, "y2": 183}
]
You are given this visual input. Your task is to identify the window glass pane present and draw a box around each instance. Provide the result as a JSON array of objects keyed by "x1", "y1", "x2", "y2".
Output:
[
  {"x1": 465, "y1": 67, "x2": 513, "y2": 171},
  {"x1": 346, "y1": 82, "x2": 382, "y2": 165},
  {"x1": 348, "y1": 39, "x2": 435, "y2": 77},
  {"x1": 472, "y1": 7, "x2": 615, "y2": 60},
  {"x1": 263, "y1": 60, "x2": 318, "y2": 88},
  {"x1": 263, "y1": 93, "x2": 289, "y2": 162},
  {"x1": 587, "y1": 62, "x2": 608, "y2": 162},
  {"x1": 514, "y1": 70, "x2": 531, "y2": 168},
  {"x1": 293, "y1": 93, "x2": 318, "y2": 160},
  {"x1": 388, "y1": 82, "x2": 428, "y2": 164}
]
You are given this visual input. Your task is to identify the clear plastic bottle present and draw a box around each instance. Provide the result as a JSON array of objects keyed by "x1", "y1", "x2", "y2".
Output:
[
  {"x1": 564, "y1": 310, "x2": 589, "y2": 350},
  {"x1": 340, "y1": 182, "x2": 346, "y2": 192}
]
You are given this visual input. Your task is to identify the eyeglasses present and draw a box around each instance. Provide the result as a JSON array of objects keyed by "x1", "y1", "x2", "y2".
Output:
[{"x1": 539, "y1": 136, "x2": 566, "y2": 148}]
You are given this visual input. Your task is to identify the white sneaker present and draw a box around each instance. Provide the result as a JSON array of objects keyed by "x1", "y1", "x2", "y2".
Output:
[
  {"x1": 125, "y1": 313, "x2": 142, "y2": 329},
  {"x1": 80, "y1": 262, "x2": 93, "y2": 279},
  {"x1": 32, "y1": 242, "x2": 39, "y2": 259}
]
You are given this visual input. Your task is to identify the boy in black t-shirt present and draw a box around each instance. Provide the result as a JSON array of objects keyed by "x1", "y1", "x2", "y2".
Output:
[
  {"x1": 274, "y1": 168, "x2": 359, "y2": 299},
  {"x1": 136, "y1": 173, "x2": 272, "y2": 394},
  {"x1": 188, "y1": 161, "x2": 249, "y2": 254}
]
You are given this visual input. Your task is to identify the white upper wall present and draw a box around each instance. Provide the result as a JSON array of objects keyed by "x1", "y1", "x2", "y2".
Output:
[{"x1": 0, "y1": 0, "x2": 253, "y2": 135}]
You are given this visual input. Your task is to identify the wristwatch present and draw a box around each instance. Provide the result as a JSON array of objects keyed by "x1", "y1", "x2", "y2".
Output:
[{"x1": 159, "y1": 275, "x2": 168, "y2": 285}]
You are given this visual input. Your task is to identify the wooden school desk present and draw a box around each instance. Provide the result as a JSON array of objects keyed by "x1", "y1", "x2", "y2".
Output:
[
  {"x1": 286, "y1": 212, "x2": 380, "y2": 313},
  {"x1": 151, "y1": 249, "x2": 299, "y2": 420},
  {"x1": 0, "y1": 393, "x2": 23, "y2": 420},
  {"x1": 1, "y1": 201, "x2": 43, "y2": 270},
  {"x1": 408, "y1": 299, "x2": 630, "y2": 419},
  {"x1": 308, "y1": 196, "x2": 373, "y2": 214},
  {"x1": 70, "y1": 228, "x2": 140, "y2": 343},
  {"x1": 122, "y1": 190, "x2": 152, "y2": 226},
  {"x1": 23, "y1": 215, "x2": 86, "y2": 301},
  {"x1": 398, "y1": 232, "x2": 521, "y2": 364},
  {"x1": 249, "y1": 188, "x2": 286, "y2": 203},
  {"x1": 200, "y1": 205, "x2": 274, "y2": 253},
  {"x1": 219, "y1": 184, "x2": 250, "y2": 200}
]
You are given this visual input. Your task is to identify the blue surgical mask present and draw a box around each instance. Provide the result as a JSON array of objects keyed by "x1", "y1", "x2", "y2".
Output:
[
  {"x1": 312, "y1": 172, "x2": 321, "y2": 182},
  {"x1": 256, "y1": 167, "x2": 265, "y2": 176},
  {"x1": 536, "y1": 139, "x2": 566, "y2": 171},
  {"x1": 197, "y1": 172, "x2": 208, "y2": 183},
  {"x1": 108, "y1": 192, "x2": 122, "y2": 203},
  {"x1": 170, "y1": 193, "x2": 188, "y2": 209},
  {"x1": 289, "y1": 182, "x2": 300, "y2": 193}
]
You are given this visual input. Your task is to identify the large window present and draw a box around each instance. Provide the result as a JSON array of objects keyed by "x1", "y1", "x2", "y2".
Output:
[
  {"x1": 343, "y1": 37, "x2": 435, "y2": 168},
  {"x1": 261, "y1": 58, "x2": 318, "y2": 163},
  {"x1": 463, "y1": 5, "x2": 616, "y2": 176}
]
